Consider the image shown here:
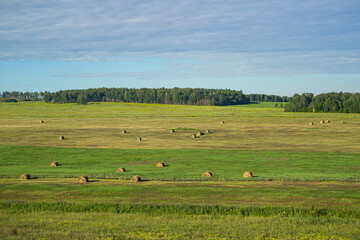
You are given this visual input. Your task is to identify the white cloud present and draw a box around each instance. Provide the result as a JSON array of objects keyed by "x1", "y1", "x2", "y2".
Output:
[{"x1": 1, "y1": 0, "x2": 359, "y2": 61}]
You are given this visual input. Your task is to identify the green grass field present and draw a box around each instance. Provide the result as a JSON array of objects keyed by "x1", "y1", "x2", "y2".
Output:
[
  {"x1": 0, "y1": 101, "x2": 359, "y2": 239},
  {"x1": 1, "y1": 211, "x2": 358, "y2": 240},
  {"x1": 0, "y1": 145, "x2": 359, "y2": 181}
]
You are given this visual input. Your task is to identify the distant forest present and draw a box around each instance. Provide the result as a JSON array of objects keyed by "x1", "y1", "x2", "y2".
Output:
[
  {"x1": 41, "y1": 88, "x2": 251, "y2": 105},
  {"x1": 0, "y1": 88, "x2": 288, "y2": 106},
  {"x1": 248, "y1": 94, "x2": 289, "y2": 102},
  {"x1": 1, "y1": 88, "x2": 289, "y2": 105},
  {"x1": 1, "y1": 91, "x2": 44, "y2": 100},
  {"x1": 285, "y1": 92, "x2": 360, "y2": 113}
]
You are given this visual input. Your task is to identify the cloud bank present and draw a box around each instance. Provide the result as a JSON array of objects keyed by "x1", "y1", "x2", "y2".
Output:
[
  {"x1": 1, "y1": 0, "x2": 359, "y2": 59},
  {"x1": 0, "y1": 0, "x2": 359, "y2": 94}
]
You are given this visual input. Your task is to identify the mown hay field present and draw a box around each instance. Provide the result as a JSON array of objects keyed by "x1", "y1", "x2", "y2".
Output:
[
  {"x1": 0, "y1": 101, "x2": 360, "y2": 239},
  {"x1": 0, "y1": 101, "x2": 359, "y2": 152},
  {"x1": 1, "y1": 178, "x2": 359, "y2": 209}
]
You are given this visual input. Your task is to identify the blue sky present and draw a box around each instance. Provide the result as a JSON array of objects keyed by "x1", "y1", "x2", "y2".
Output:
[{"x1": 0, "y1": 0, "x2": 359, "y2": 96}]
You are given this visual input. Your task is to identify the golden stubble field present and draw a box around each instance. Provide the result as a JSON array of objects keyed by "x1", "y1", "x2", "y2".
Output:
[{"x1": 0, "y1": 101, "x2": 359, "y2": 152}]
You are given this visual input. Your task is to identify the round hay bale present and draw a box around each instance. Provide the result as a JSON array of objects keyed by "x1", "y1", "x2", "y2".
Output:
[
  {"x1": 243, "y1": 171, "x2": 253, "y2": 178},
  {"x1": 117, "y1": 167, "x2": 126, "y2": 172},
  {"x1": 137, "y1": 137, "x2": 142, "y2": 141},
  {"x1": 201, "y1": 171, "x2": 212, "y2": 177},
  {"x1": 122, "y1": 130, "x2": 127, "y2": 134},
  {"x1": 50, "y1": 161, "x2": 59, "y2": 167},
  {"x1": 59, "y1": 136, "x2": 64, "y2": 140},
  {"x1": 191, "y1": 134, "x2": 196, "y2": 139},
  {"x1": 320, "y1": 120, "x2": 325, "y2": 124},
  {"x1": 20, "y1": 173, "x2": 30, "y2": 180},
  {"x1": 131, "y1": 175, "x2": 141, "y2": 182},
  {"x1": 39, "y1": 120, "x2": 44, "y2": 123},
  {"x1": 170, "y1": 129, "x2": 175, "y2": 133},
  {"x1": 340, "y1": 120, "x2": 344, "y2": 124},
  {"x1": 156, "y1": 162, "x2": 165, "y2": 167},
  {"x1": 325, "y1": 120, "x2": 330, "y2": 123},
  {"x1": 78, "y1": 175, "x2": 88, "y2": 183},
  {"x1": 196, "y1": 132, "x2": 203, "y2": 137},
  {"x1": 220, "y1": 121, "x2": 225, "y2": 124},
  {"x1": 205, "y1": 129, "x2": 211, "y2": 134},
  {"x1": 309, "y1": 122, "x2": 314, "y2": 126}
]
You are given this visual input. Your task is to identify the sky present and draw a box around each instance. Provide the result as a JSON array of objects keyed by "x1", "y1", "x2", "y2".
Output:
[{"x1": 0, "y1": 0, "x2": 359, "y2": 96}]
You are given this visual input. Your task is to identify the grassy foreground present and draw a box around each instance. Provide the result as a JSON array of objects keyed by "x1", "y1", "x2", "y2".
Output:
[
  {"x1": 1, "y1": 210, "x2": 358, "y2": 240},
  {"x1": 1, "y1": 101, "x2": 360, "y2": 239}
]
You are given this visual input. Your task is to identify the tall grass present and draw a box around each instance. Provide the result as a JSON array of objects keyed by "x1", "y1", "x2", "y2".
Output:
[
  {"x1": 1, "y1": 210, "x2": 359, "y2": 240},
  {"x1": 1, "y1": 201, "x2": 359, "y2": 218}
]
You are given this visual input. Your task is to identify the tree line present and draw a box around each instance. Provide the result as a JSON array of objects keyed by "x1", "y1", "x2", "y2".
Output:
[
  {"x1": 0, "y1": 88, "x2": 289, "y2": 105},
  {"x1": 42, "y1": 88, "x2": 250, "y2": 105},
  {"x1": 248, "y1": 94, "x2": 289, "y2": 102},
  {"x1": 285, "y1": 92, "x2": 360, "y2": 113},
  {"x1": 1, "y1": 91, "x2": 44, "y2": 100}
]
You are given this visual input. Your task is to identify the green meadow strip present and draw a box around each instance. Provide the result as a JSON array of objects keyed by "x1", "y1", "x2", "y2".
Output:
[
  {"x1": 1, "y1": 201, "x2": 359, "y2": 218},
  {"x1": 1, "y1": 145, "x2": 360, "y2": 181}
]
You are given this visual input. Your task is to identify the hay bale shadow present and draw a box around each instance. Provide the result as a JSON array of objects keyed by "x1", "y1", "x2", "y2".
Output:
[{"x1": 156, "y1": 162, "x2": 168, "y2": 167}]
